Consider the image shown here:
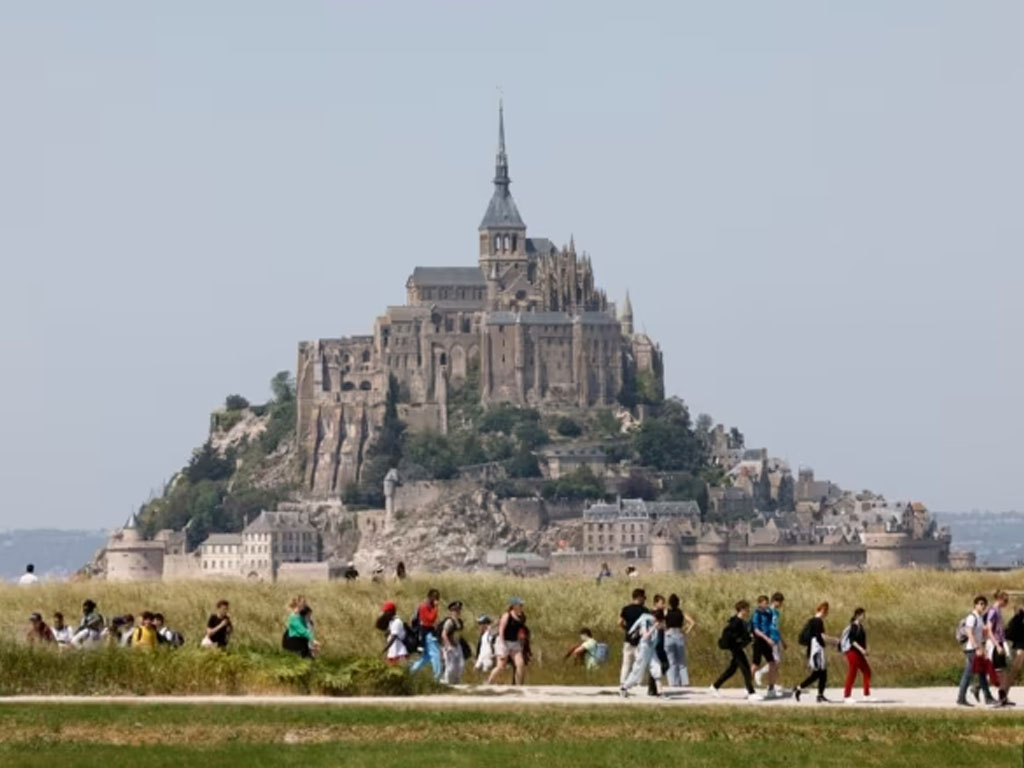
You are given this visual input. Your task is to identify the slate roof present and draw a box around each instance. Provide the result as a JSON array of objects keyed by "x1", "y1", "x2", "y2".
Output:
[
  {"x1": 244, "y1": 510, "x2": 316, "y2": 534},
  {"x1": 201, "y1": 533, "x2": 242, "y2": 547},
  {"x1": 408, "y1": 267, "x2": 486, "y2": 287},
  {"x1": 526, "y1": 237, "x2": 557, "y2": 256},
  {"x1": 480, "y1": 187, "x2": 525, "y2": 229},
  {"x1": 486, "y1": 311, "x2": 619, "y2": 327}
]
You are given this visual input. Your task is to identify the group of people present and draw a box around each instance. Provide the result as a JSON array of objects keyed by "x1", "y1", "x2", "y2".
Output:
[
  {"x1": 373, "y1": 589, "x2": 532, "y2": 685},
  {"x1": 23, "y1": 598, "x2": 234, "y2": 651},
  {"x1": 955, "y1": 590, "x2": 1023, "y2": 707}
]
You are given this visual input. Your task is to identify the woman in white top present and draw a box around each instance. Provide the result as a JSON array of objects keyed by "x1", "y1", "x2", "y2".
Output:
[{"x1": 377, "y1": 600, "x2": 408, "y2": 664}]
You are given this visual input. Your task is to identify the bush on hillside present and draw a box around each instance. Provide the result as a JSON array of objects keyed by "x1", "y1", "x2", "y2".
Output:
[
  {"x1": 555, "y1": 417, "x2": 583, "y2": 437},
  {"x1": 224, "y1": 394, "x2": 250, "y2": 411}
]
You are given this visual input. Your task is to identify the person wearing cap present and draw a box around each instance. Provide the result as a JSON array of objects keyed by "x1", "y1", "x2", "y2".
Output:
[
  {"x1": 376, "y1": 601, "x2": 408, "y2": 665},
  {"x1": 71, "y1": 599, "x2": 104, "y2": 649},
  {"x1": 488, "y1": 597, "x2": 528, "y2": 685},
  {"x1": 474, "y1": 615, "x2": 498, "y2": 676},
  {"x1": 409, "y1": 588, "x2": 443, "y2": 680},
  {"x1": 26, "y1": 612, "x2": 54, "y2": 644},
  {"x1": 438, "y1": 601, "x2": 466, "y2": 684}
]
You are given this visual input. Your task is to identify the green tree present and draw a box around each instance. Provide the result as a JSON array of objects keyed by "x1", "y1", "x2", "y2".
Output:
[
  {"x1": 555, "y1": 417, "x2": 583, "y2": 437},
  {"x1": 542, "y1": 466, "x2": 606, "y2": 501},
  {"x1": 403, "y1": 431, "x2": 458, "y2": 480},
  {"x1": 728, "y1": 427, "x2": 745, "y2": 450},
  {"x1": 592, "y1": 409, "x2": 621, "y2": 438},
  {"x1": 507, "y1": 448, "x2": 541, "y2": 478},
  {"x1": 777, "y1": 472, "x2": 795, "y2": 513},
  {"x1": 270, "y1": 371, "x2": 296, "y2": 404},
  {"x1": 632, "y1": 398, "x2": 704, "y2": 472},
  {"x1": 618, "y1": 472, "x2": 657, "y2": 500},
  {"x1": 224, "y1": 394, "x2": 250, "y2": 411},
  {"x1": 514, "y1": 420, "x2": 549, "y2": 450},
  {"x1": 185, "y1": 441, "x2": 234, "y2": 484}
]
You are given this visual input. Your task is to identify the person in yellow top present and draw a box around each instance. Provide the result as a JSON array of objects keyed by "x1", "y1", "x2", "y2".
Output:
[{"x1": 131, "y1": 612, "x2": 158, "y2": 649}]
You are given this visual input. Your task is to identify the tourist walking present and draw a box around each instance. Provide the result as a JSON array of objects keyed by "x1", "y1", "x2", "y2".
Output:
[
  {"x1": 664, "y1": 593, "x2": 694, "y2": 687},
  {"x1": 750, "y1": 595, "x2": 778, "y2": 697},
  {"x1": 377, "y1": 601, "x2": 408, "y2": 665},
  {"x1": 754, "y1": 592, "x2": 786, "y2": 696},
  {"x1": 282, "y1": 597, "x2": 319, "y2": 659},
  {"x1": 18, "y1": 564, "x2": 39, "y2": 586},
  {"x1": 986, "y1": 590, "x2": 1012, "y2": 706},
  {"x1": 203, "y1": 600, "x2": 232, "y2": 649},
  {"x1": 439, "y1": 601, "x2": 466, "y2": 684},
  {"x1": 409, "y1": 589, "x2": 442, "y2": 680},
  {"x1": 488, "y1": 597, "x2": 528, "y2": 685},
  {"x1": 1004, "y1": 600, "x2": 1024, "y2": 704},
  {"x1": 474, "y1": 615, "x2": 497, "y2": 675},
  {"x1": 957, "y1": 595, "x2": 995, "y2": 706},
  {"x1": 71, "y1": 599, "x2": 104, "y2": 648},
  {"x1": 710, "y1": 600, "x2": 761, "y2": 701},
  {"x1": 618, "y1": 589, "x2": 648, "y2": 686},
  {"x1": 841, "y1": 607, "x2": 871, "y2": 703},
  {"x1": 620, "y1": 609, "x2": 666, "y2": 697},
  {"x1": 794, "y1": 602, "x2": 836, "y2": 703}
]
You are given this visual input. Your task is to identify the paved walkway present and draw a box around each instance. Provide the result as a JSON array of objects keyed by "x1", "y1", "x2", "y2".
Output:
[{"x1": 2, "y1": 686, "x2": 1021, "y2": 712}]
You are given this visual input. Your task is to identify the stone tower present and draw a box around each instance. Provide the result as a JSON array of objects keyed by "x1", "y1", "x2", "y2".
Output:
[
  {"x1": 478, "y1": 99, "x2": 527, "y2": 309},
  {"x1": 620, "y1": 291, "x2": 634, "y2": 336}
]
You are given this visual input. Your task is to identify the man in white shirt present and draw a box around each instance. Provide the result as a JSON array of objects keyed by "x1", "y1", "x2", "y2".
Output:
[
  {"x1": 18, "y1": 564, "x2": 39, "y2": 586},
  {"x1": 957, "y1": 595, "x2": 995, "y2": 706}
]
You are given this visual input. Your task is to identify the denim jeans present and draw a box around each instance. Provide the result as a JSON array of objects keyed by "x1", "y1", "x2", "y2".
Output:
[
  {"x1": 410, "y1": 633, "x2": 442, "y2": 679},
  {"x1": 958, "y1": 649, "x2": 992, "y2": 702},
  {"x1": 664, "y1": 629, "x2": 689, "y2": 686},
  {"x1": 622, "y1": 642, "x2": 661, "y2": 690}
]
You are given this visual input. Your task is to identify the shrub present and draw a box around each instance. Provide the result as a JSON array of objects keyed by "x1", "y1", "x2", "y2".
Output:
[
  {"x1": 555, "y1": 417, "x2": 583, "y2": 437},
  {"x1": 225, "y1": 394, "x2": 250, "y2": 411},
  {"x1": 542, "y1": 466, "x2": 606, "y2": 501}
]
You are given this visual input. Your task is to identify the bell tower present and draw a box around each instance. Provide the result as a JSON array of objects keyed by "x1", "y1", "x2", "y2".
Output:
[{"x1": 479, "y1": 100, "x2": 527, "y2": 280}]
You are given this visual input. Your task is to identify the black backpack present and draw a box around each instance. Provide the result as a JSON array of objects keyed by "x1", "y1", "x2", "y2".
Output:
[
  {"x1": 717, "y1": 623, "x2": 733, "y2": 650},
  {"x1": 798, "y1": 619, "x2": 814, "y2": 647}
]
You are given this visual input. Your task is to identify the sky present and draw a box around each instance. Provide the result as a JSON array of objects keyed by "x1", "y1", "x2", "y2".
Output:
[{"x1": 0, "y1": 2, "x2": 1021, "y2": 530}]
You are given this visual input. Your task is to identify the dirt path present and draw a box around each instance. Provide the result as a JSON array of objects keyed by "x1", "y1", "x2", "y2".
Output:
[{"x1": 2, "y1": 686, "x2": 1021, "y2": 711}]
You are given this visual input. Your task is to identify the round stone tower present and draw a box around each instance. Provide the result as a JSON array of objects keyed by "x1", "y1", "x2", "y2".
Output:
[
  {"x1": 694, "y1": 528, "x2": 729, "y2": 572},
  {"x1": 649, "y1": 522, "x2": 678, "y2": 573},
  {"x1": 863, "y1": 531, "x2": 910, "y2": 570}
]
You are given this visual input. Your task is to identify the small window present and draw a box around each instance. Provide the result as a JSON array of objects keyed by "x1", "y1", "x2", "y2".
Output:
[{"x1": 361, "y1": 350, "x2": 370, "y2": 363}]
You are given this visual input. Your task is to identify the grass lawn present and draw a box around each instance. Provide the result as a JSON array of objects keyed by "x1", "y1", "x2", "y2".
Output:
[{"x1": 1, "y1": 703, "x2": 1022, "y2": 767}]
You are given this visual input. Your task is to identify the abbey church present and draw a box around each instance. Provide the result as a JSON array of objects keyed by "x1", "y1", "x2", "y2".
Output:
[{"x1": 297, "y1": 104, "x2": 663, "y2": 497}]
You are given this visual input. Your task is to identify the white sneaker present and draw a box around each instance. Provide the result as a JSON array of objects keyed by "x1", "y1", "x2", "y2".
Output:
[
  {"x1": 708, "y1": 685, "x2": 720, "y2": 698},
  {"x1": 747, "y1": 692, "x2": 764, "y2": 702},
  {"x1": 843, "y1": 696, "x2": 854, "y2": 705},
  {"x1": 754, "y1": 668, "x2": 765, "y2": 688},
  {"x1": 619, "y1": 687, "x2": 629, "y2": 699},
  {"x1": 861, "y1": 694, "x2": 872, "y2": 704},
  {"x1": 765, "y1": 688, "x2": 779, "y2": 699}
]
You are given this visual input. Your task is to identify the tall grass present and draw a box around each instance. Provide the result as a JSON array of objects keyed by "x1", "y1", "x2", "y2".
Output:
[{"x1": 1, "y1": 568, "x2": 1019, "y2": 692}]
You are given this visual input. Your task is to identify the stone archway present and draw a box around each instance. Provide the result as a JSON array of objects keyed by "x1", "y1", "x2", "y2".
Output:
[{"x1": 450, "y1": 344, "x2": 466, "y2": 382}]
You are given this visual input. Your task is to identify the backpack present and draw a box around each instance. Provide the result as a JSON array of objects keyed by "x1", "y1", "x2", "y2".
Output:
[
  {"x1": 592, "y1": 642, "x2": 609, "y2": 665},
  {"x1": 798, "y1": 619, "x2": 814, "y2": 647},
  {"x1": 158, "y1": 629, "x2": 185, "y2": 648},
  {"x1": 717, "y1": 623, "x2": 733, "y2": 650},
  {"x1": 839, "y1": 625, "x2": 852, "y2": 653},
  {"x1": 954, "y1": 614, "x2": 971, "y2": 645}
]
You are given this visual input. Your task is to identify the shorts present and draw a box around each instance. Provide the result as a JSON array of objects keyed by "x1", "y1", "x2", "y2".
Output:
[
  {"x1": 502, "y1": 640, "x2": 523, "y2": 658},
  {"x1": 752, "y1": 638, "x2": 775, "y2": 666}
]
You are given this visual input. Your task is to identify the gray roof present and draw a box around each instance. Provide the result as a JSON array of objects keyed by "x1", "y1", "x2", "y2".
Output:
[
  {"x1": 583, "y1": 498, "x2": 700, "y2": 522},
  {"x1": 408, "y1": 267, "x2": 485, "y2": 288},
  {"x1": 486, "y1": 311, "x2": 619, "y2": 327},
  {"x1": 526, "y1": 237, "x2": 557, "y2": 256},
  {"x1": 480, "y1": 187, "x2": 525, "y2": 229},
  {"x1": 201, "y1": 533, "x2": 242, "y2": 547},
  {"x1": 244, "y1": 510, "x2": 317, "y2": 534},
  {"x1": 539, "y1": 444, "x2": 607, "y2": 459}
]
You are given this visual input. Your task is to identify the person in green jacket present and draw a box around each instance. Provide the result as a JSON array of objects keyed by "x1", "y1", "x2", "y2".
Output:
[{"x1": 282, "y1": 596, "x2": 320, "y2": 658}]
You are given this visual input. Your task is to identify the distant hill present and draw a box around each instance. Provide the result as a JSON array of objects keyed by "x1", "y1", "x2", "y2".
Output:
[
  {"x1": 0, "y1": 529, "x2": 107, "y2": 581},
  {"x1": 933, "y1": 511, "x2": 1024, "y2": 567}
]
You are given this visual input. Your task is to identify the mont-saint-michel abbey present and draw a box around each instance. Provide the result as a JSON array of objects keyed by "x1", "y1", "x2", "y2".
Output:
[
  {"x1": 297, "y1": 103, "x2": 661, "y2": 496},
  {"x1": 102, "y1": 104, "x2": 967, "y2": 582}
]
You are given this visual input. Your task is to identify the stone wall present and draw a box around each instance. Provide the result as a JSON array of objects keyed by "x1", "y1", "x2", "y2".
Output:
[
  {"x1": 162, "y1": 553, "x2": 201, "y2": 581},
  {"x1": 277, "y1": 562, "x2": 332, "y2": 583},
  {"x1": 549, "y1": 551, "x2": 647, "y2": 576}
]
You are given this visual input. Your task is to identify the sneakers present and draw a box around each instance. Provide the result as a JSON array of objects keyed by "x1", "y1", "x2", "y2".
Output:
[
  {"x1": 747, "y1": 692, "x2": 764, "y2": 702},
  {"x1": 843, "y1": 696, "x2": 854, "y2": 705},
  {"x1": 754, "y1": 668, "x2": 766, "y2": 688},
  {"x1": 970, "y1": 685, "x2": 980, "y2": 703},
  {"x1": 861, "y1": 694, "x2": 872, "y2": 704},
  {"x1": 764, "y1": 687, "x2": 779, "y2": 700},
  {"x1": 708, "y1": 685, "x2": 720, "y2": 698},
  {"x1": 619, "y1": 687, "x2": 629, "y2": 699},
  {"x1": 956, "y1": 699, "x2": 973, "y2": 707},
  {"x1": 793, "y1": 687, "x2": 802, "y2": 702},
  {"x1": 816, "y1": 695, "x2": 830, "y2": 704}
]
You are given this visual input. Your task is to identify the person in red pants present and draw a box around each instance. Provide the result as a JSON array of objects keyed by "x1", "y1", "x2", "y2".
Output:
[{"x1": 841, "y1": 607, "x2": 871, "y2": 704}]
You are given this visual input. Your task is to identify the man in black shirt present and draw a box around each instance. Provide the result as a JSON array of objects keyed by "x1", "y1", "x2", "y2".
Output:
[
  {"x1": 205, "y1": 600, "x2": 232, "y2": 649},
  {"x1": 618, "y1": 588, "x2": 648, "y2": 686},
  {"x1": 710, "y1": 600, "x2": 761, "y2": 701}
]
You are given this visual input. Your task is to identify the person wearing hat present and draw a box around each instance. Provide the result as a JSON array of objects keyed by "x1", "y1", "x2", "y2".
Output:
[
  {"x1": 26, "y1": 612, "x2": 54, "y2": 644},
  {"x1": 488, "y1": 597, "x2": 529, "y2": 685},
  {"x1": 438, "y1": 601, "x2": 466, "y2": 684},
  {"x1": 376, "y1": 601, "x2": 409, "y2": 665},
  {"x1": 473, "y1": 615, "x2": 498, "y2": 676}
]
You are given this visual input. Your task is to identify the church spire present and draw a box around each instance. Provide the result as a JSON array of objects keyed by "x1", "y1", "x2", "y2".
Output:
[{"x1": 480, "y1": 98, "x2": 525, "y2": 230}]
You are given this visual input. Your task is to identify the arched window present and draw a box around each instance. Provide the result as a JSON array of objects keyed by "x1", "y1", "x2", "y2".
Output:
[
  {"x1": 503, "y1": 235, "x2": 510, "y2": 250},
  {"x1": 361, "y1": 350, "x2": 370, "y2": 363},
  {"x1": 512, "y1": 235, "x2": 517, "y2": 252},
  {"x1": 359, "y1": 381, "x2": 372, "y2": 391},
  {"x1": 341, "y1": 381, "x2": 355, "y2": 391},
  {"x1": 494, "y1": 235, "x2": 500, "y2": 251}
]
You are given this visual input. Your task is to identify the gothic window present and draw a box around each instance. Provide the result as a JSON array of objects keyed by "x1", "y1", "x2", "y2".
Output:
[
  {"x1": 494, "y1": 235, "x2": 501, "y2": 251},
  {"x1": 362, "y1": 350, "x2": 370, "y2": 363},
  {"x1": 440, "y1": 353, "x2": 447, "y2": 366},
  {"x1": 503, "y1": 235, "x2": 510, "y2": 250}
]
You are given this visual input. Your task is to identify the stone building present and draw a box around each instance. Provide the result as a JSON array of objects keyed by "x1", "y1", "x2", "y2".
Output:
[
  {"x1": 241, "y1": 510, "x2": 320, "y2": 581},
  {"x1": 104, "y1": 514, "x2": 167, "y2": 582},
  {"x1": 581, "y1": 499, "x2": 701, "y2": 558},
  {"x1": 297, "y1": 102, "x2": 663, "y2": 497},
  {"x1": 199, "y1": 533, "x2": 243, "y2": 578}
]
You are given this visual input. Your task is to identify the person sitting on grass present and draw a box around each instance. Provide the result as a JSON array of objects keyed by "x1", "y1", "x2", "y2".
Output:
[
  {"x1": 51, "y1": 612, "x2": 73, "y2": 647},
  {"x1": 71, "y1": 599, "x2": 104, "y2": 648},
  {"x1": 282, "y1": 596, "x2": 319, "y2": 659},
  {"x1": 26, "y1": 612, "x2": 54, "y2": 644},
  {"x1": 118, "y1": 615, "x2": 135, "y2": 647},
  {"x1": 101, "y1": 616, "x2": 126, "y2": 647},
  {"x1": 153, "y1": 613, "x2": 184, "y2": 648},
  {"x1": 131, "y1": 612, "x2": 158, "y2": 650},
  {"x1": 565, "y1": 628, "x2": 600, "y2": 672},
  {"x1": 204, "y1": 600, "x2": 232, "y2": 649}
]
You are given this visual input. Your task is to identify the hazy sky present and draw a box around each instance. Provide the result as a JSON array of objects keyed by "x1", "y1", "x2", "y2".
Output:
[{"x1": 1, "y1": 2, "x2": 1021, "y2": 530}]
